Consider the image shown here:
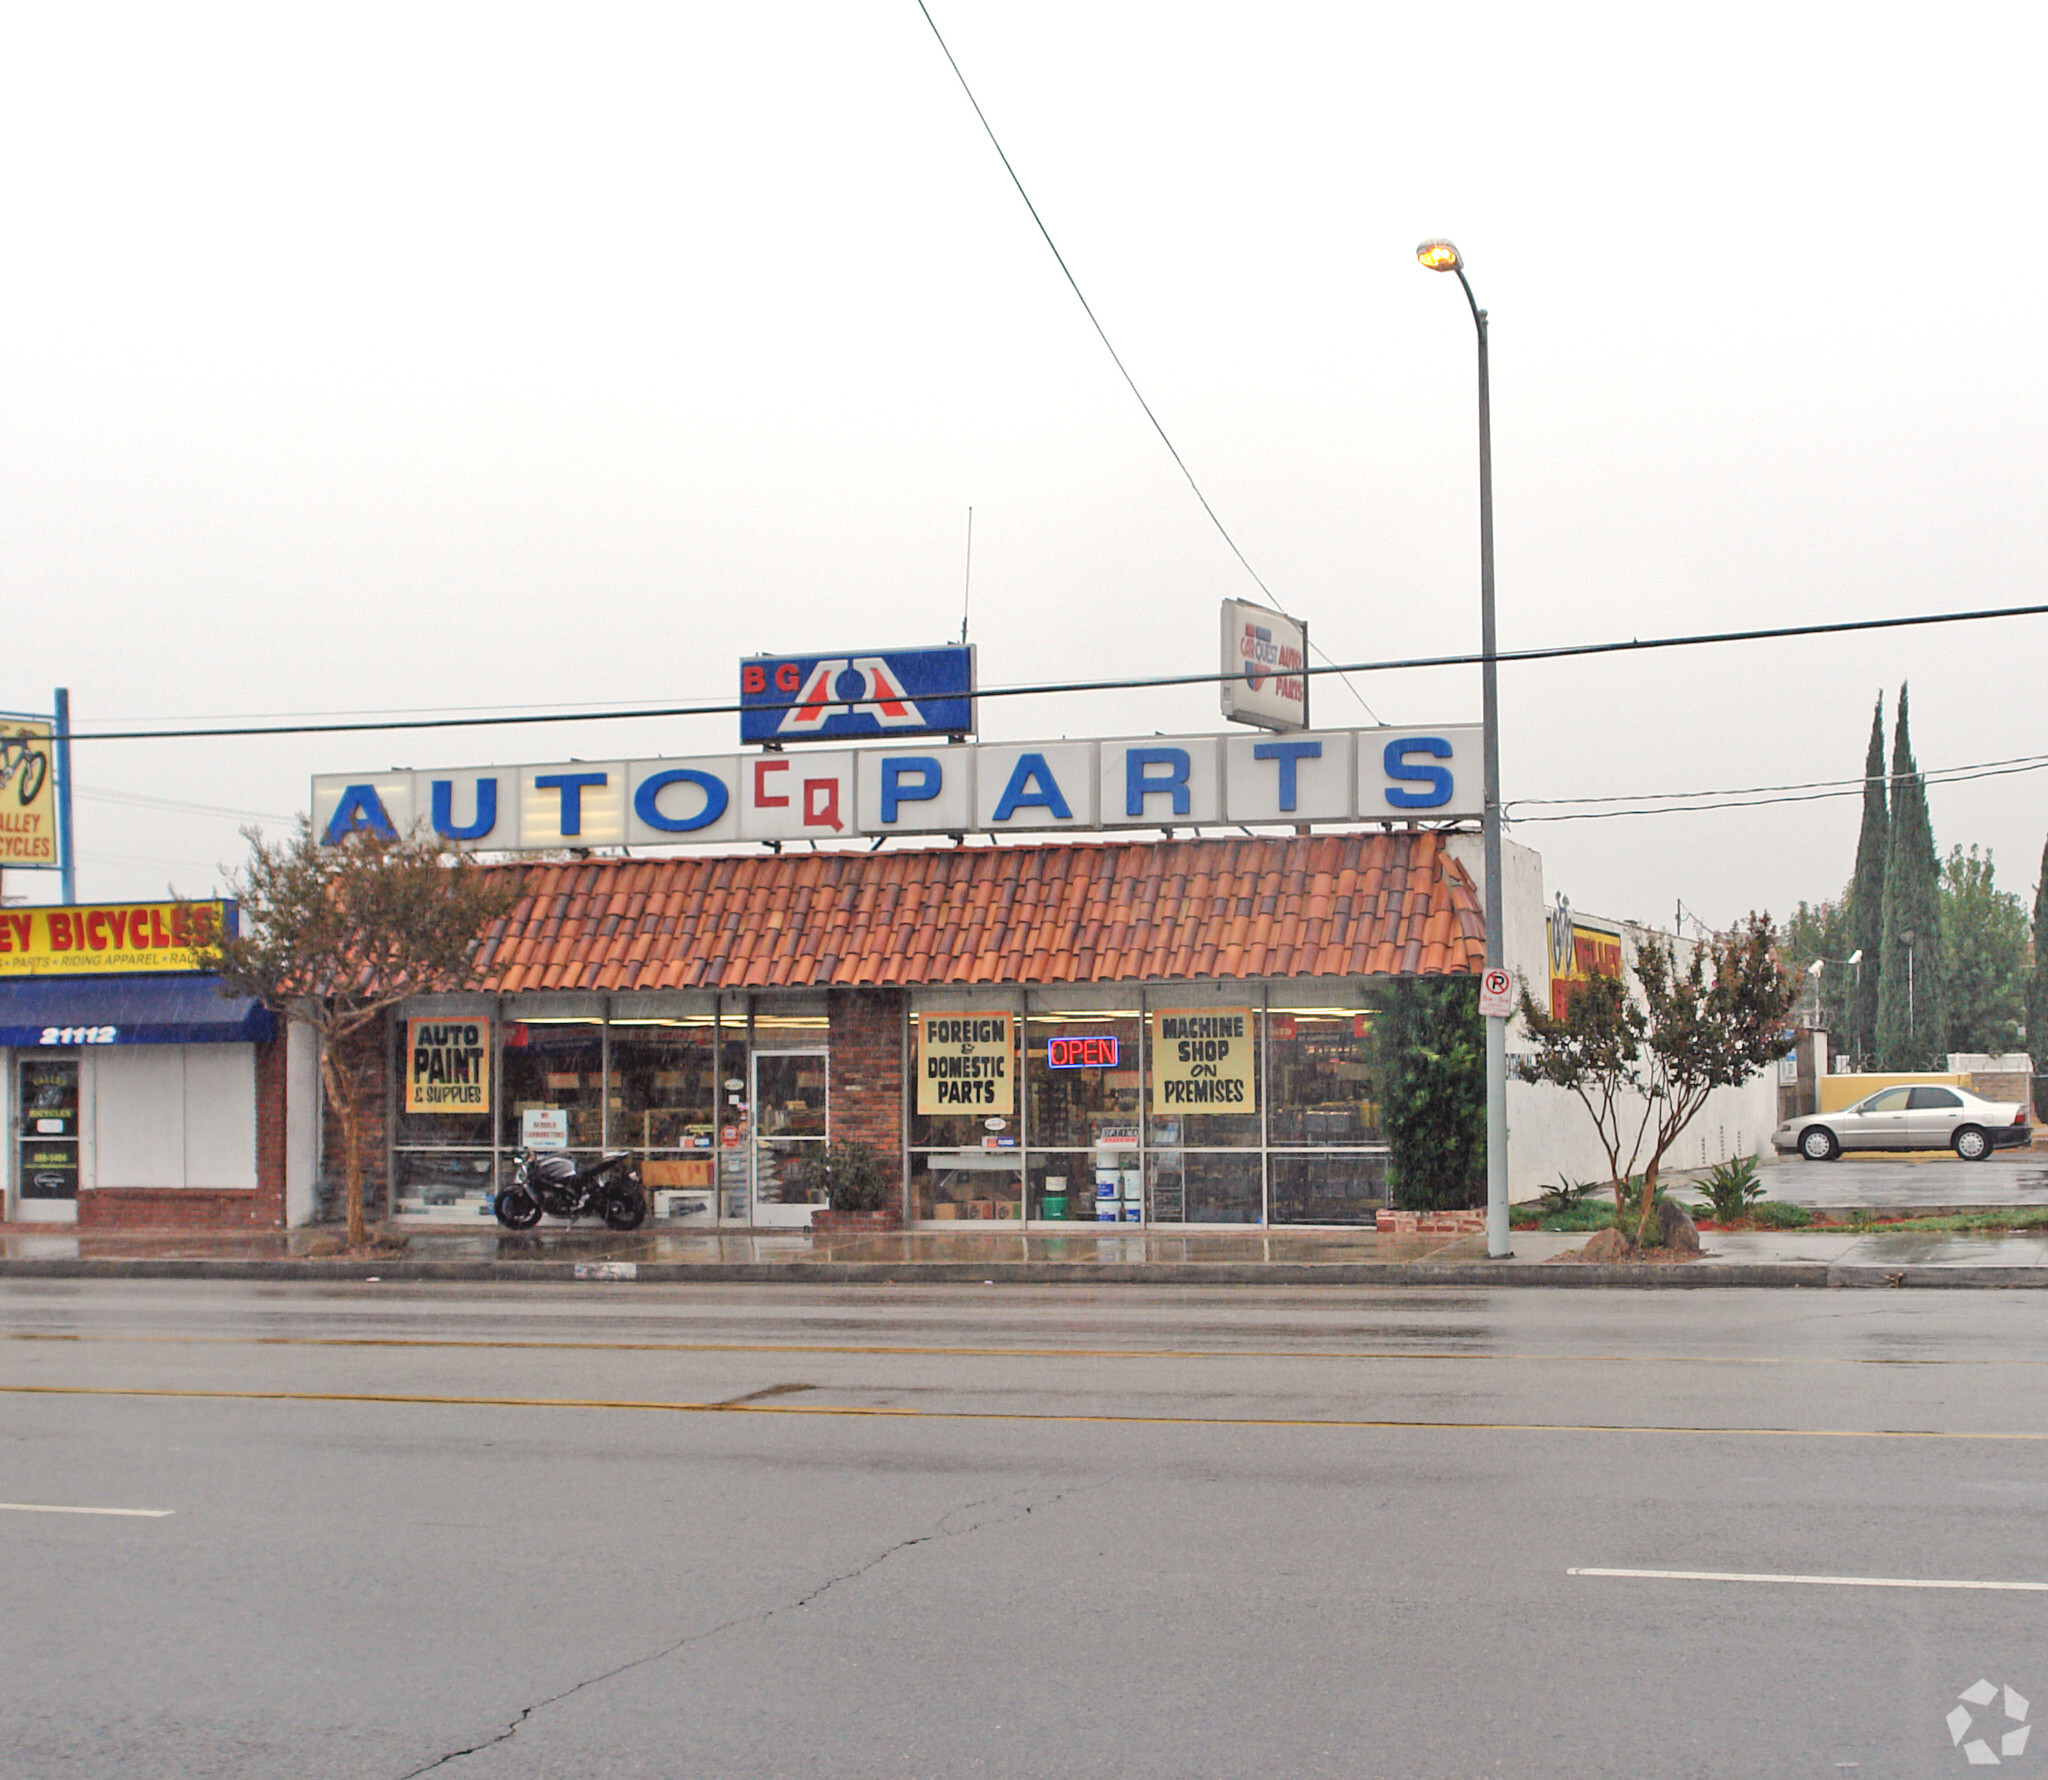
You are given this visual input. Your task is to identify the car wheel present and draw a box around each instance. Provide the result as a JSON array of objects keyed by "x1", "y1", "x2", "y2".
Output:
[
  {"x1": 1800, "y1": 1126, "x2": 1839, "y2": 1162},
  {"x1": 1953, "y1": 1126, "x2": 1991, "y2": 1161}
]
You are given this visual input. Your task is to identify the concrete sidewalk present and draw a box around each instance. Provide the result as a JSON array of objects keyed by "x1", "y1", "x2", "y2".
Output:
[{"x1": 3, "y1": 1219, "x2": 2046, "y2": 1286}]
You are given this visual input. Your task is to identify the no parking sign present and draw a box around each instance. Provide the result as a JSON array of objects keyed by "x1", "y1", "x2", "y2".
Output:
[{"x1": 1477, "y1": 968, "x2": 1515, "y2": 1019}]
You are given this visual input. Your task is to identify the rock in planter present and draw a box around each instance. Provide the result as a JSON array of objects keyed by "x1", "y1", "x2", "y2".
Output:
[
  {"x1": 1576, "y1": 1226, "x2": 1636, "y2": 1264},
  {"x1": 1652, "y1": 1200, "x2": 1701, "y2": 1252}
]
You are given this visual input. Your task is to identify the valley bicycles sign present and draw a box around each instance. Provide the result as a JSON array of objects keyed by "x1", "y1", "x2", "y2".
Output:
[
  {"x1": 0, "y1": 714, "x2": 59, "y2": 870},
  {"x1": 311, "y1": 724, "x2": 1483, "y2": 854},
  {"x1": 0, "y1": 900, "x2": 233, "y2": 978}
]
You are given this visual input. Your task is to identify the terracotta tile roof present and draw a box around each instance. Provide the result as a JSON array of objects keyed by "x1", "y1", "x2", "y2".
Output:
[{"x1": 476, "y1": 832, "x2": 1484, "y2": 994}]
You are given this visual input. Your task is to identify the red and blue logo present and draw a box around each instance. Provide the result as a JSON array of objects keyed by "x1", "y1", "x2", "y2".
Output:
[{"x1": 740, "y1": 646, "x2": 976, "y2": 744}]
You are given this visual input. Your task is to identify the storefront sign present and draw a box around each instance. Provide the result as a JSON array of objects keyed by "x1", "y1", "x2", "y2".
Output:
[
  {"x1": 1219, "y1": 601, "x2": 1308, "y2": 732},
  {"x1": 1546, "y1": 894, "x2": 1624, "y2": 1019},
  {"x1": 0, "y1": 901, "x2": 230, "y2": 977},
  {"x1": 917, "y1": 1011, "x2": 1014, "y2": 1113},
  {"x1": 0, "y1": 715, "x2": 59, "y2": 869},
  {"x1": 313, "y1": 724, "x2": 1481, "y2": 852},
  {"x1": 1047, "y1": 1034, "x2": 1119, "y2": 1069},
  {"x1": 741, "y1": 646, "x2": 976, "y2": 744},
  {"x1": 1151, "y1": 1008, "x2": 1257, "y2": 1111},
  {"x1": 520, "y1": 1108, "x2": 569, "y2": 1150},
  {"x1": 405, "y1": 1017, "x2": 493, "y2": 1114}
]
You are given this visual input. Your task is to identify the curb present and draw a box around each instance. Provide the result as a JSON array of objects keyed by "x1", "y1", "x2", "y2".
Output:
[{"x1": 3, "y1": 1256, "x2": 2036, "y2": 1287}]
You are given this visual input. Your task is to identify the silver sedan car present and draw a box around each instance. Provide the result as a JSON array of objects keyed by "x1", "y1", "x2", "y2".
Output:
[{"x1": 1774, "y1": 1084, "x2": 2033, "y2": 1161}]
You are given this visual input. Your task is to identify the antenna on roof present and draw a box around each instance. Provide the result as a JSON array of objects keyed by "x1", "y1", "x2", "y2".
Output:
[{"x1": 959, "y1": 507, "x2": 974, "y2": 645}]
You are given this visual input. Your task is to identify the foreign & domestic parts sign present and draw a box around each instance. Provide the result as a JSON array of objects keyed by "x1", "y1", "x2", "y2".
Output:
[
  {"x1": 1150, "y1": 1008, "x2": 1256, "y2": 1110},
  {"x1": 405, "y1": 1017, "x2": 493, "y2": 1114},
  {"x1": 312, "y1": 725, "x2": 1481, "y2": 853},
  {"x1": 917, "y1": 1012, "x2": 1014, "y2": 1113},
  {"x1": 0, "y1": 901, "x2": 231, "y2": 977}
]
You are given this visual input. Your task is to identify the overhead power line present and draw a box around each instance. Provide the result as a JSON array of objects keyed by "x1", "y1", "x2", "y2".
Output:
[
  {"x1": 909, "y1": 0, "x2": 1380, "y2": 720},
  {"x1": 57, "y1": 599, "x2": 2048, "y2": 743}
]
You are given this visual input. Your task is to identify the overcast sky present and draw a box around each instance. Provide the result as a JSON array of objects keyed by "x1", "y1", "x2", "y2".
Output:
[{"x1": 2, "y1": 2, "x2": 2042, "y2": 930}]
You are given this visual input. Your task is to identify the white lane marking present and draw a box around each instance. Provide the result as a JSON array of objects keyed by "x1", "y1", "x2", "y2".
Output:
[
  {"x1": 0, "y1": 1501, "x2": 173, "y2": 1518},
  {"x1": 1571, "y1": 1567, "x2": 2048, "y2": 1591}
]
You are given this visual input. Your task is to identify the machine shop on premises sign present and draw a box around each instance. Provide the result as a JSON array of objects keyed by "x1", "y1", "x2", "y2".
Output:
[{"x1": 312, "y1": 725, "x2": 1482, "y2": 854}]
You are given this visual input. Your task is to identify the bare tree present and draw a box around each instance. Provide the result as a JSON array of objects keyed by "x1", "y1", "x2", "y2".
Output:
[
  {"x1": 194, "y1": 821, "x2": 520, "y2": 1247},
  {"x1": 1516, "y1": 915, "x2": 1796, "y2": 1246}
]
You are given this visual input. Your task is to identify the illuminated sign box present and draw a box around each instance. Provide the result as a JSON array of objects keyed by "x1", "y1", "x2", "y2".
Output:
[{"x1": 1047, "y1": 1035, "x2": 1119, "y2": 1070}]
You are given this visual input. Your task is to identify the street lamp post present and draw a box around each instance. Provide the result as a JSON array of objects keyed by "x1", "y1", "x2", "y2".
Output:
[
  {"x1": 1899, "y1": 929, "x2": 1917, "y2": 1040},
  {"x1": 1418, "y1": 238, "x2": 1509, "y2": 1258}
]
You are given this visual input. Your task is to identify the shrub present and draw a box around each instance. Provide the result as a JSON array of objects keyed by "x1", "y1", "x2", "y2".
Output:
[
  {"x1": 1696, "y1": 1154, "x2": 1764, "y2": 1225},
  {"x1": 1750, "y1": 1200, "x2": 1813, "y2": 1229},
  {"x1": 1538, "y1": 1176, "x2": 1595, "y2": 1216},
  {"x1": 798, "y1": 1139, "x2": 893, "y2": 1213}
]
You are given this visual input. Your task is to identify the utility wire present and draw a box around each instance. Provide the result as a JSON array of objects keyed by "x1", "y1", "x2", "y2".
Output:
[
  {"x1": 1507, "y1": 754, "x2": 2048, "y2": 824},
  {"x1": 1509, "y1": 747, "x2": 2048, "y2": 810},
  {"x1": 910, "y1": 1, "x2": 1380, "y2": 721},
  {"x1": 57, "y1": 598, "x2": 2048, "y2": 743}
]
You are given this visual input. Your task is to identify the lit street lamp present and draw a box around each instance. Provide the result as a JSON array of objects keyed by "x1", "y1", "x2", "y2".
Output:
[{"x1": 1417, "y1": 237, "x2": 1508, "y2": 1258}]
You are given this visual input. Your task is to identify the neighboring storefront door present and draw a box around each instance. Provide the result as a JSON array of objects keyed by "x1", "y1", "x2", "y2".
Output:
[
  {"x1": 17, "y1": 1054, "x2": 80, "y2": 1224},
  {"x1": 751, "y1": 1049, "x2": 828, "y2": 1227}
]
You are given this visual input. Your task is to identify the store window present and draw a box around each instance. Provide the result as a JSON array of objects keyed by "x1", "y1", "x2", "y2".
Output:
[
  {"x1": 613, "y1": 1017, "x2": 720, "y2": 1219},
  {"x1": 1146, "y1": 1004, "x2": 1260, "y2": 1149},
  {"x1": 1267, "y1": 1008, "x2": 1378, "y2": 1145},
  {"x1": 910, "y1": 1007, "x2": 1021, "y2": 1220},
  {"x1": 1024, "y1": 1008, "x2": 1139, "y2": 1220},
  {"x1": 17, "y1": 1055, "x2": 79, "y2": 1206},
  {"x1": 502, "y1": 1019, "x2": 604, "y2": 1151}
]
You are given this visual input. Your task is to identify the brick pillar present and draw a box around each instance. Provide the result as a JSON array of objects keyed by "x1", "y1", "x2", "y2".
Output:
[
  {"x1": 827, "y1": 988, "x2": 904, "y2": 1177},
  {"x1": 253, "y1": 1034, "x2": 287, "y2": 1227}
]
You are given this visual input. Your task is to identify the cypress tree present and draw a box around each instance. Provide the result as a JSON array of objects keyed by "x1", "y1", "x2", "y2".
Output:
[
  {"x1": 1845, "y1": 694, "x2": 1888, "y2": 1065},
  {"x1": 1874, "y1": 685, "x2": 1947, "y2": 1069},
  {"x1": 2030, "y1": 834, "x2": 2048, "y2": 1116}
]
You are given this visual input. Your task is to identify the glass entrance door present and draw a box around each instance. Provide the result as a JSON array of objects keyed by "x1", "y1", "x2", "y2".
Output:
[
  {"x1": 751, "y1": 1049, "x2": 828, "y2": 1226},
  {"x1": 17, "y1": 1055, "x2": 80, "y2": 1224}
]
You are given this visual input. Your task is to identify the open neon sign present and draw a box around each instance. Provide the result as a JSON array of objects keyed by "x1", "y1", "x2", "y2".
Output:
[{"x1": 1046, "y1": 1035, "x2": 1119, "y2": 1069}]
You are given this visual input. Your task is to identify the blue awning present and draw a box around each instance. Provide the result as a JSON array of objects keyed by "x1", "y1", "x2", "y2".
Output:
[{"x1": 0, "y1": 974, "x2": 275, "y2": 1046}]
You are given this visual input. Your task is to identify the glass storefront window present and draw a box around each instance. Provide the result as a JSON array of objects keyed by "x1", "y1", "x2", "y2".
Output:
[
  {"x1": 501, "y1": 1019, "x2": 604, "y2": 1151},
  {"x1": 1158, "y1": 1150, "x2": 1261, "y2": 1224},
  {"x1": 1024, "y1": 1011, "x2": 1141, "y2": 1151},
  {"x1": 1145, "y1": 1005, "x2": 1259, "y2": 1147},
  {"x1": 1267, "y1": 1008, "x2": 1378, "y2": 1145},
  {"x1": 392, "y1": 1150, "x2": 497, "y2": 1219},
  {"x1": 910, "y1": 1152, "x2": 1023, "y2": 1222},
  {"x1": 1270, "y1": 1153, "x2": 1386, "y2": 1225},
  {"x1": 612, "y1": 1020, "x2": 720, "y2": 1151}
]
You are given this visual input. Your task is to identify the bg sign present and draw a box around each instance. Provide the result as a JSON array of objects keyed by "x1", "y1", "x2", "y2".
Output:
[{"x1": 740, "y1": 646, "x2": 975, "y2": 744}]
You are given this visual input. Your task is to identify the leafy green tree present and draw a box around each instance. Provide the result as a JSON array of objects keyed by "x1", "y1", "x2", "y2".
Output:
[
  {"x1": 194, "y1": 821, "x2": 520, "y2": 1248},
  {"x1": 1516, "y1": 916, "x2": 1797, "y2": 1247},
  {"x1": 1940, "y1": 845, "x2": 2027, "y2": 1057},
  {"x1": 2032, "y1": 834, "x2": 2048, "y2": 1117},
  {"x1": 1875, "y1": 686, "x2": 1947, "y2": 1069},
  {"x1": 1845, "y1": 695, "x2": 1888, "y2": 1064},
  {"x1": 1377, "y1": 976, "x2": 1483, "y2": 1211}
]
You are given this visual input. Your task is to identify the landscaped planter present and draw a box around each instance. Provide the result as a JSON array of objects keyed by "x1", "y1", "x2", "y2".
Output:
[{"x1": 810, "y1": 1209, "x2": 903, "y2": 1234}]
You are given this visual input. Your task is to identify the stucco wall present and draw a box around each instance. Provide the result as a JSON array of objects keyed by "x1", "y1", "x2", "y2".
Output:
[{"x1": 1449, "y1": 834, "x2": 1781, "y2": 1199}]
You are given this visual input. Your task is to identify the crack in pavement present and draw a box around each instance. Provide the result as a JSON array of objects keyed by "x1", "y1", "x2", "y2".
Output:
[{"x1": 391, "y1": 1480, "x2": 1098, "y2": 1778}]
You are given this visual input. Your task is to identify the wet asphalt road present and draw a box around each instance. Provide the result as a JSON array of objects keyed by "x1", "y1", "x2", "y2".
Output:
[{"x1": 4, "y1": 1279, "x2": 2046, "y2": 1779}]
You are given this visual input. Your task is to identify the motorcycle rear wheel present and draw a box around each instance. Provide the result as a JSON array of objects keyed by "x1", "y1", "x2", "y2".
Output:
[
  {"x1": 601, "y1": 1188, "x2": 647, "y2": 1231},
  {"x1": 494, "y1": 1186, "x2": 542, "y2": 1230}
]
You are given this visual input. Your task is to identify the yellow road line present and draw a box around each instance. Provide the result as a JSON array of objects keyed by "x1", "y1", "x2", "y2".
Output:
[
  {"x1": 1, "y1": 1382, "x2": 2040, "y2": 1439},
  {"x1": 0, "y1": 1331, "x2": 2021, "y2": 1367}
]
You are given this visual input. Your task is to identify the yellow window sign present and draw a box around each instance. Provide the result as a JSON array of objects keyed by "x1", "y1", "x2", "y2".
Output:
[
  {"x1": 917, "y1": 1011, "x2": 1014, "y2": 1114},
  {"x1": 0, "y1": 719, "x2": 58, "y2": 869},
  {"x1": 0, "y1": 901, "x2": 228, "y2": 977},
  {"x1": 405, "y1": 1017, "x2": 493, "y2": 1114},
  {"x1": 1151, "y1": 1008, "x2": 1257, "y2": 1112}
]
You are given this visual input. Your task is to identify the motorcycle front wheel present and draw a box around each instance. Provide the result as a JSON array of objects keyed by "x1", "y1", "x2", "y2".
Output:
[
  {"x1": 601, "y1": 1188, "x2": 647, "y2": 1231},
  {"x1": 494, "y1": 1186, "x2": 543, "y2": 1230}
]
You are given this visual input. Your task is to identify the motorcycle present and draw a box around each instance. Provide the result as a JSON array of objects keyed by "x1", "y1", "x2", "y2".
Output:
[{"x1": 493, "y1": 1148, "x2": 647, "y2": 1231}]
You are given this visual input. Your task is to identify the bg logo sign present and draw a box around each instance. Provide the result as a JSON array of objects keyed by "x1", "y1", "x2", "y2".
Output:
[{"x1": 739, "y1": 646, "x2": 975, "y2": 744}]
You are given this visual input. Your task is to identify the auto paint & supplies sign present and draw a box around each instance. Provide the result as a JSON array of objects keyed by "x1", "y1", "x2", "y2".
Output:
[
  {"x1": 1151, "y1": 1009, "x2": 1256, "y2": 1110},
  {"x1": 0, "y1": 901, "x2": 229, "y2": 977},
  {"x1": 918, "y1": 1012, "x2": 1013, "y2": 1113},
  {"x1": 405, "y1": 1017, "x2": 492, "y2": 1114}
]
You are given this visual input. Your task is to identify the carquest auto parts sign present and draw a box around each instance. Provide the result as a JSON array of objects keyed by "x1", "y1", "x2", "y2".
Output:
[{"x1": 312, "y1": 725, "x2": 1481, "y2": 853}]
